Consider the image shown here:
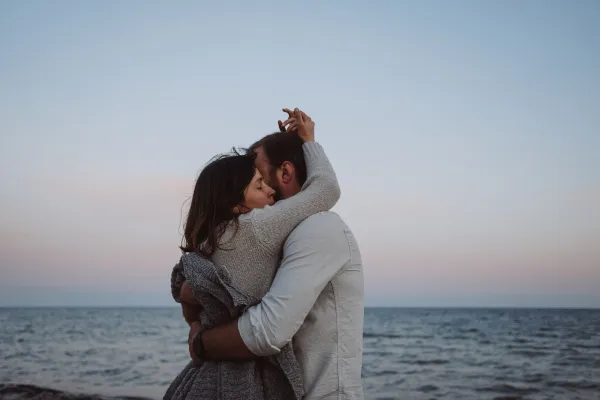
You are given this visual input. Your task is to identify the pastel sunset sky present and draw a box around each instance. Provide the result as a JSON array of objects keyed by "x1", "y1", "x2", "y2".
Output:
[{"x1": 1, "y1": 1, "x2": 598, "y2": 307}]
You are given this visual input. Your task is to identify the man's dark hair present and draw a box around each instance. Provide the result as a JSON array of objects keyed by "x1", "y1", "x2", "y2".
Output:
[{"x1": 250, "y1": 131, "x2": 308, "y2": 186}]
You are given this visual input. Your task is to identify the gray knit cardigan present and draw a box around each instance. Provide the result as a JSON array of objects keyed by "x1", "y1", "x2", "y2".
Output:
[{"x1": 163, "y1": 253, "x2": 304, "y2": 400}]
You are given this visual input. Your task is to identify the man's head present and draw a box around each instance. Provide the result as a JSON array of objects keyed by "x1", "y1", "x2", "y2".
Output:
[{"x1": 249, "y1": 131, "x2": 308, "y2": 201}]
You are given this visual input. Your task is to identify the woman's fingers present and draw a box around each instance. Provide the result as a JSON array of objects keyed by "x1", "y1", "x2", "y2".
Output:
[
  {"x1": 280, "y1": 108, "x2": 310, "y2": 134},
  {"x1": 282, "y1": 108, "x2": 294, "y2": 118},
  {"x1": 281, "y1": 117, "x2": 296, "y2": 127}
]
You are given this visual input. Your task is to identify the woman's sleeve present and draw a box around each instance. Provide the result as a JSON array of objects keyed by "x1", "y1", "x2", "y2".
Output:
[{"x1": 249, "y1": 141, "x2": 341, "y2": 252}]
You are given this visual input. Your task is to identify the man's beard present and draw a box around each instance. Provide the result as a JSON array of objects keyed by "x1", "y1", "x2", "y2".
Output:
[{"x1": 269, "y1": 171, "x2": 283, "y2": 202}]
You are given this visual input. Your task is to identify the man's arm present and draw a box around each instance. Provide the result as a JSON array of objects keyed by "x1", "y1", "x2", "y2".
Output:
[{"x1": 196, "y1": 213, "x2": 350, "y2": 360}]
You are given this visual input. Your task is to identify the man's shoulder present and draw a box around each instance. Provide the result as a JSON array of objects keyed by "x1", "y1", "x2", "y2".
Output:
[
  {"x1": 294, "y1": 211, "x2": 348, "y2": 233},
  {"x1": 283, "y1": 211, "x2": 350, "y2": 249},
  {"x1": 283, "y1": 211, "x2": 353, "y2": 264}
]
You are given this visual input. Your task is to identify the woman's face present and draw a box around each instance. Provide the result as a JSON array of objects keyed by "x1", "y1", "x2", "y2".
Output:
[{"x1": 242, "y1": 169, "x2": 275, "y2": 210}]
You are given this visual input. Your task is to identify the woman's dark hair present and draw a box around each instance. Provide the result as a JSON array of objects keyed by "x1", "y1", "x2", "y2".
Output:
[{"x1": 180, "y1": 149, "x2": 256, "y2": 256}]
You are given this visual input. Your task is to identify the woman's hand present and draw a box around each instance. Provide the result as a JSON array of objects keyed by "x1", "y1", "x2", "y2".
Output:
[
  {"x1": 182, "y1": 303, "x2": 202, "y2": 326},
  {"x1": 180, "y1": 282, "x2": 202, "y2": 325},
  {"x1": 279, "y1": 108, "x2": 315, "y2": 143},
  {"x1": 180, "y1": 281, "x2": 199, "y2": 304}
]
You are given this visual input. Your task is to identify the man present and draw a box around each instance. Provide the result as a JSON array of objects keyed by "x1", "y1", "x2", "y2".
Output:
[{"x1": 187, "y1": 108, "x2": 365, "y2": 399}]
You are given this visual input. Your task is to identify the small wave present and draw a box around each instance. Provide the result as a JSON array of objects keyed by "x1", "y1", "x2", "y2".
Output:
[
  {"x1": 363, "y1": 332, "x2": 435, "y2": 340},
  {"x1": 571, "y1": 342, "x2": 600, "y2": 350},
  {"x1": 547, "y1": 380, "x2": 600, "y2": 390},
  {"x1": 19, "y1": 324, "x2": 34, "y2": 334},
  {"x1": 476, "y1": 383, "x2": 540, "y2": 396},
  {"x1": 65, "y1": 329, "x2": 86, "y2": 336},
  {"x1": 416, "y1": 384, "x2": 438, "y2": 393},
  {"x1": 363, "y1": 332, "x2": 403, "y2": 339},
  {"x1": 522, "y1": 373, "x2": 547, "y2": 384},
  {"x1": 371, "y1": 369, "x2": 397, "y2": 377},
  {"x1": 509, "y1": 350, "x2": 551, "y2": 358},
  {"x1": 535, "y1": 332, "x2": 559, "y2": 338},
  {"x1": 3, "y1": 351, "x2": 30, "y2": 361},
  {"x1": 400, "y1": 359, "x2": 449, "y2": 366},
  {"x1": 492, "y1": 397, "x2": 523, "y2": 400},
  {"x1": 81, "y1": 367, "x2": 129, "y2": 377},
  {"x1": 363, "y1": 351, "x2": 393, "y2": 357},
  {"x1": 441, "y1": 335, "x2": 471, "y2": 340},
  {"x1": 82, "y1": 348, "x2": 99, "y2": 357}
]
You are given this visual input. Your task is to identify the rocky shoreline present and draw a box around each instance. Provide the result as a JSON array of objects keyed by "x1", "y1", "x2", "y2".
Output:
[{"x1": 0, "y1": 385, "x2": 152, "y2": 400}]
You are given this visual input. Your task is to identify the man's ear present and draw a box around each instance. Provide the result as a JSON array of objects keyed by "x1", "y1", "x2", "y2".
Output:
[{"x1": 280, "y1": 161, "x2": 295, "y2": 184}]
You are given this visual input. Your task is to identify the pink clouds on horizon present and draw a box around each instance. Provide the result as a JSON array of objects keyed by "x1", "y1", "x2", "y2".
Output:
[{"x1": 1, "y1": 173, "x2": 598, "y2": 301}]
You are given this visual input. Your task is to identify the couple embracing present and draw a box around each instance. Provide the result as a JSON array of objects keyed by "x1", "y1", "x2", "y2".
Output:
[{"x1": 165, "y1": 108, "x2": 364, "y2": 400}]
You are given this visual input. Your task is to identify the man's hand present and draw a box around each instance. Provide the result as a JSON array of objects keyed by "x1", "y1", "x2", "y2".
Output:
[
  {"x1": 188, "y1": 321, "x2": 204, "y2": 366},
  {"x1": 189, "y1": 319, "x2": 257, "y2": 361},
  {"x1": 279, "y1": 108, "x2": 315, "y2": 143}
]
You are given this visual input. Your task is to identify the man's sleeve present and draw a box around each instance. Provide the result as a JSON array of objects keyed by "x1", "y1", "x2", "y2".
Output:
[{"x1": 238, "y1": 213, "x2": 350, "y2": 356}]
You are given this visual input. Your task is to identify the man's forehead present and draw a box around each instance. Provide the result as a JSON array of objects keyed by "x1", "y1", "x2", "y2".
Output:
[{"x1": 253, "y1": 145, "x2": 269, "y2": 165}]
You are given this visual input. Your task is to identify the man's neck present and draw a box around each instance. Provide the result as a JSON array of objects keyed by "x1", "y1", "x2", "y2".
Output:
[{"x1": 280, "y1": 182, "x2": 302, "y2": 200}]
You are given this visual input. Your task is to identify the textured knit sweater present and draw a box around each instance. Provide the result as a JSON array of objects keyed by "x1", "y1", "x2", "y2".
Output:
[{"x1": 164, "y1": 141, "x2": 340, "y2": 400}]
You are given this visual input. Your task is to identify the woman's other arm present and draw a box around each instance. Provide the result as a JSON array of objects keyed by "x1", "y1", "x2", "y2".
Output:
[
  {"x1": 250, "y1": 110, "x2": 341, "y2": 251},
  {"x1": 180, "y1": 282, "x2": 201, "y2": 326}
]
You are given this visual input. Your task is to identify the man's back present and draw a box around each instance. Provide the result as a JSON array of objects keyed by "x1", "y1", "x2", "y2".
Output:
[
  {"x1": 287, "y1": 211, "x2": 364, "y2": 399},
  {"x1": 238, "y1": 211, "x2": 364, "y2": 399}
]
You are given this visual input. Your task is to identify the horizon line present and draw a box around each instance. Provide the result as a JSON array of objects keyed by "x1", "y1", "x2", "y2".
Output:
[{"x1": 1, "y1": 305, "x2": 599, "y2": 310}]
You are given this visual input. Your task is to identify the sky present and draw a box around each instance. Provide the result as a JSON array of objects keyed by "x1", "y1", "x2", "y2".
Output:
[{"x1": 1, "y1": 1, "x2": 599, "y2": 308}]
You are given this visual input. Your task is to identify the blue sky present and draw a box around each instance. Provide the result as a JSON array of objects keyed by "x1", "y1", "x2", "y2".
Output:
[{"x1": 1, "y1": 1, "x2": 599, "y2": 307}]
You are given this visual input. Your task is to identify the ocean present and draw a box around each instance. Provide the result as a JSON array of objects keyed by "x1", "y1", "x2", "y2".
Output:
[{"x1": 1, "y1": 307, "x2": 599, "y2": 400}]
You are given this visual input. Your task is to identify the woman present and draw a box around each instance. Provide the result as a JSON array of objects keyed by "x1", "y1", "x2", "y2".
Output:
[{"x1": 164, "y1": 108, "x2": 340, "y2": 400}]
